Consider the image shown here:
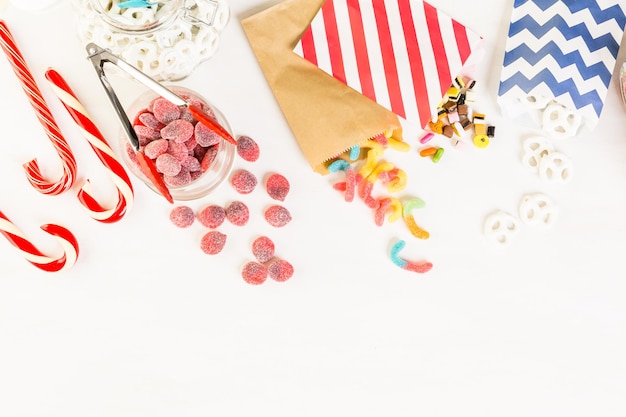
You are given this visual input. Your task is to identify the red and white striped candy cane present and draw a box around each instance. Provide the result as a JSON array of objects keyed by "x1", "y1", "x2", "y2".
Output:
[
  {"x1": 0, "y1": 20, "x2": 77, "y2": 195},
  {"x1": 45, "y1": 68, "x2": 134, "y2": 223},
  {"x1": 0, "y1": 210, "x2": 79, "y2": 272}
]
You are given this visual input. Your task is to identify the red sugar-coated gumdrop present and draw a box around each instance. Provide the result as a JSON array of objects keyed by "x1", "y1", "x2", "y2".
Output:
[
  {"x1": 184, "y1": 136, "x2": 197, "y2": 151},
  {"x1": 268, "y1": 259, "x2": 294, "y2": 282},
  {"x1": 166, "y1": 141, "x2": 188, "y2": 161},
  {"x1": 143, "y1": 138, "x2": 168, "y2": 159},
  {"x1": 169, "y1": 205, "x2": 195, "y2": 228},
  {"x1": 241, "y1": 261, "x2": 268, "y2": 285},
  {"x1": 139, "y1": 112, "x2": 162, "y2": 129},
  {"x1": 155, "y1": 153, "x2": 181, "y2": 176},
  {"x1": 230, "y1": 169, "x2": 257, "y2": 194},
  {"x1": 152, "y1": 97, "x2": 181, "y2": 124},
  {"x1": 201, "y1": 145, "x2": 218, "y2": 172},
  {"x1": 200, "y1": 231, "x2": 227, "y2": 255},
  {"x1": 164, "y1": 169, "x2": 192, "y2": 187},
  {"x1": 195, "y1": 122, "x2": 221, "y2": 147},
  {"x1": 264, "y1": 205, "x2": 292, "y2": 227},
  {"x1": 181, "y1": 155, "x2": 202, "y2": 172},
  {"x1": 252, "y1": 236, "x2": 275, "y2": 263},
  {"x1": 180, "y1": 108, "x2": 195, "y2": 123},
  {"x1": 134, "y1": 125, "x2": 161, "y2": 145},
  {"x1": 161, "y1": 119, "x2": 194, "y2": 143},
  {"x1": 236, "y1": 135, "x2": 260, "y2": 162},
  {"x1": 225, "y1": 201, "x2": 249, "y2": 226},
  {"x1": 265, "y1": 173, "x2": 290, "y2": 201},
  {"x1": 197, "y1": 204, "x2": 226, "y2": 228}
]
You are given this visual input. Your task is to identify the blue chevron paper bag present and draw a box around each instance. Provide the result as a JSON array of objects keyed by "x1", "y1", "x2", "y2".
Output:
[{"x1": 498, "y1": 0, "x2": 625, "y2": 137}]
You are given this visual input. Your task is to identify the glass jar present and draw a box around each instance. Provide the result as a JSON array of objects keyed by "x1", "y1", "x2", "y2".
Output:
[
  {"x1": 120, "y1": 86, "x2": 235, "y2": 200},
  {"x1": 72, "y1": 0, "x2": 230, "y2": 81}
]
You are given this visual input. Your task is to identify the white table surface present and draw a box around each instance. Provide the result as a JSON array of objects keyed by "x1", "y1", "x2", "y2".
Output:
[{"x1": 1, "y1": 1, "x2": 626, "y2": 416}]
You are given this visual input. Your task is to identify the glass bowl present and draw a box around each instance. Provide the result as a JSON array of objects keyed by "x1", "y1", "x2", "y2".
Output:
[{"x1": 119, "y1": 86, "x2": 235, "y2": 201}]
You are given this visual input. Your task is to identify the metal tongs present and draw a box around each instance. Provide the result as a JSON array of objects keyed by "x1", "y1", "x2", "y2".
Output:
[{"x1": 85, "y1": 42, "x2": 237, "y2": 203}]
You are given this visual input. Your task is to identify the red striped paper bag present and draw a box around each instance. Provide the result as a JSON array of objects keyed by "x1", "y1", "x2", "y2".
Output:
[
  {"x1": 294, "y1": 0, "x2": 482, "y2": 129},
  {"x1": 242, "y1": 0, "x2": 404, "y2": 174}
]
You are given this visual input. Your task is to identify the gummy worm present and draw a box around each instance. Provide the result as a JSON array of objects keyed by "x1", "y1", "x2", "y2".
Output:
[
  {"x1": 372, "y1": 132, "x2": 388, "y2": 146},
  {"x1": 374, "y1": 196, "x2": 402, "y2": 225},
  {"x1": 378, "y1": 167, "x2": 399, "y2": 183},
  {"x1": 356, "y1": 140, "x2": 384, "y2": 182},
  {"x1": 45, "y1": 69, "x2": 134, "y2": 223},
  {"x1": 349, "y1": 144, "x2": 360, "y2": 161},
  {"x1": 374, "y1": 197, "x2": 392, "y2": 226},
  {"x1": 0, "y1": 210, "x2": 79, "y2": 272},
  {"x1": 357, "y1": 161, "x2": 393, "y2": 203},
  {"x1": 387, "y1": 137, "x2": 411, "y2": 152},
  {"x1": 403, "y1": 198, "x2": 429, "y2": 240},
  {"x1": 389, "y1": 240, "x2": 432, "y2": 274},
  {"x1": 387, "y1": 169, "x2": 407, "y2": 193},
  {"x1": 0, "y1": 20, "x2": 77, "y2": 195},
  {"x1": 358, "y1": 179, "x2": 373, "y2": 200},
  {"x1": 367, "y1": 161, "x2": 395, "y2": 183},
  {"x1": 344, "y1": 167, "x2": 356, "y2": 202},
  {"x1": 327, "y1": 159, "x2": 351, "y2": 173}
]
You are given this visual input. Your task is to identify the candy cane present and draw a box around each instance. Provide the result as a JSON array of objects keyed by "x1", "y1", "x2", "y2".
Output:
[
  {"x1": 0, "y1": 20, "x2": 77, "y2": 195},
  {"x1": 0, "y1": 210, "x2": 79, "y2": 272},
  {"x1": 45, "y1": 68, "x2": 134, "y2": 223}
]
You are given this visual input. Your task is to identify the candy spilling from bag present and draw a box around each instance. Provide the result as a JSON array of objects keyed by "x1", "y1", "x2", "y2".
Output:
[{"x1": 293, "y1": 0, "x2": 482, "y2": 130}]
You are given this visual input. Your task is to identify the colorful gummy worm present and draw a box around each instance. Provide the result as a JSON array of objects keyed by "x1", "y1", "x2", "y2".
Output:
[{"x1": 389, "y1": 240, "x2": 432, "y2": 274}]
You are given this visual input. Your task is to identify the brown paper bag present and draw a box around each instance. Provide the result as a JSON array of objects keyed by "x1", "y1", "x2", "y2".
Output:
[{"x1": 240, "y1": 0, "x2": 403, "y2": 174}]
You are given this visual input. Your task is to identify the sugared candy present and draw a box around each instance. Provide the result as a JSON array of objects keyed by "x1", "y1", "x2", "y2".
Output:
[
  {"x1": 252, "y1": 236, "x2": 275, "y2": 263},
  {"x1": 268, "y1": 259, "x2": 294, "y2": 282},
  {"x1": 152, "y1": 97, "x2": 180, "y2": 124},
  {"x1": 242, "y1": 261, "x2": 268, "y2": 285},
  {"x1": 265, "y1": 173, "x2": 290, "y2": 201},
  {"x1": 264, "y1": 205, "x2": 292, "y2": 227},
  {"x1": 200, "y1": 230, "x2": 227, "y2": 255},
  {"x1": 197, "y1": 204, "x2": 226, "y2": 228},
  {"x1": 161, "y1": 119, "x2": 194, "y2": 143},
  {"x1": 236, "y1": 135, "x2": 260, "y2": 162},
  {"x1": 169, "y1": 205, "x2": 195, "y2": 228},
  {"x1": 230, "y1": 169, "x2": 258, "y2": 194},
  {"x1": 225, "y1": 200, "x2": 250, "y2": 226},
  {"x1": 195, "y1": 122, "x2": 221, "y2": 147}
]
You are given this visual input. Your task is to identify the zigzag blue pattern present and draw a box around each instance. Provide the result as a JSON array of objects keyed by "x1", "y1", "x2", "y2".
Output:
[
  {"x1": 503, "y1": 41, "x2": 612, "y2": 87},
  {"x1": 508, "y1": 14, "x2": 620, "y2": 56},
  {"x1": 514, "y1": 0, "x2": 626, "y2": 27},
  {"x1": 498, "y1": 68, "x2": 603, "y2": 116},
  {"x1": 565, "y1": 1, "x2": 625, "y2": 27},
  {"x1": 515, "y1": 0, "x2": 558, "y2": 11}
]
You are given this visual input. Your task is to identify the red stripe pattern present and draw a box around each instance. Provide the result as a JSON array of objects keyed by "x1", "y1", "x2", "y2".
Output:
[
  {"x1": 0, "y1": 20, "x2": 77, "y2": 195},
  {"x1": 0, "y1": 210, "x2": 79, "y2": 272},
  {"x1": 294, "y1": 0, "x2": 481, "y2": 128},
  {"x1": 45, "y1": 68, "x2": 135, "y2": 224}
]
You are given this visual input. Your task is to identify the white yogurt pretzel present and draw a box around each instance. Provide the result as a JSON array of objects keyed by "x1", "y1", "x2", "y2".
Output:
[
  {"x1": 523, "y1": 94, "x2": 552, "y2": 110},
  {"x1": 541, "y1": 102, "x2": 582, "y2": 139},
  {"x1": 483, "y1": 210, "x2": 521, "y2": 247},
  {"x1": 538, "y1": 151, "x2": 573, "y2": 184},
  {"x1": 521, "y1": 135, "x2": 554, "y2": 174},
  {"x1": 519, "y1": 193, "x2": 558, "y2": 228}
]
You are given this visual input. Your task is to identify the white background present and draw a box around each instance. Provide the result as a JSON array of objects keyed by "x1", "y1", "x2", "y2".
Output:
[{"x1": 1, "y1": 1, "x2": 626, "y2": 416}]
